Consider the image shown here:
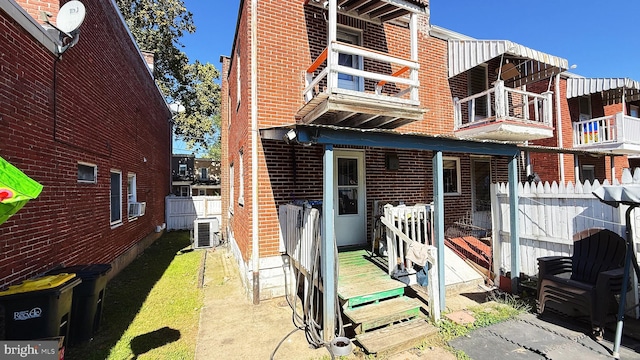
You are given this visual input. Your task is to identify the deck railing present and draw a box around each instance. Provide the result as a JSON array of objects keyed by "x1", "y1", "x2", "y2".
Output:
[
  {"x1": 454, "y1": 80, "x2": 553, "y2": 130},
  {"x1": 381, "y1": 203, "x2": 440, "y2": 321},
  {"x1": 304, "y1": 41, "x2": 419, "y2": 104},
  {"x1": 573, "y1": 113, "x2": 640, "y2": 148}
]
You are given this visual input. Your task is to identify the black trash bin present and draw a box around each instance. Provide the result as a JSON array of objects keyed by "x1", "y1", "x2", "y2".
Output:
[
  {"x1": 0, "y1": 273, "x2": 81, "y2": 349},
  {"x1": 48, "y1": 264, "x2": 112, "y2": 345}
]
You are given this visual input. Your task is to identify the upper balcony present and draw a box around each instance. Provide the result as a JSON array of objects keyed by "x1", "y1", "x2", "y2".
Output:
[
  {"x1": 296, "y1": 0, "x2": 428, "y2": 129},
  {"x1": 454, "y1": 80, "x2": 554, "y2": 142},
  {"x1": 448, "y1": 39, "x2": 568, "y2": 142},
  {"x1": 567, "y1": 77, "x2": 640, "y2": 153},
  {"x1": 572, "y1": 114, "x2": 640, "y2": 153}
]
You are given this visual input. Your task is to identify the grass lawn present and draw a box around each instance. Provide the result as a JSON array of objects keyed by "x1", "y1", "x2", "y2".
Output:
[{"x1": 66, "y1": 231, "x2": 203, "y2": 360}]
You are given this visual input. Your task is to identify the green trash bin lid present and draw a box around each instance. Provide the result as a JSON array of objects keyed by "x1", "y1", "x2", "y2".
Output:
[
  {"x1": 0, "y1": 156, "x2": 43, "y2": 225},
  {"x1": 0, "y1": 274, "x2": 77, "y2": 296}
]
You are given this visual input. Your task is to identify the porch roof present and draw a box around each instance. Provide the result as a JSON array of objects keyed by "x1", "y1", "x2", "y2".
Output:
[
  {"x1": 566, "y1": 77, "x2": 640, "y2": 105},
  {"x1": 448, "y1": 40, "x2": 568, "y2": 87}
]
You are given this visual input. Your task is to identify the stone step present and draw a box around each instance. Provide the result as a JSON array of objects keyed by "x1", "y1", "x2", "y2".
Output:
[
  {"x1": 355, "y1": 318, "x2": 438, "y2": 355},
  {"x1": 344, "y1": 296, "x2": 422, "y2": 334}
]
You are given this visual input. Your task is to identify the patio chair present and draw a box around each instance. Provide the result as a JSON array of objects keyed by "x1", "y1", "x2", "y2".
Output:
[{"x1": 537, "y1": 228, "x2": 628, "y2": 338}]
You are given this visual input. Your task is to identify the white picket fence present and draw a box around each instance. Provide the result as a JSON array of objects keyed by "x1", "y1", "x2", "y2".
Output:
[
  {"x1": 493, "y1": 168, "x2": 640, "y2": 277},
  {"x1": 165, "y1": 195, "x2": 222, "y2": 230}
]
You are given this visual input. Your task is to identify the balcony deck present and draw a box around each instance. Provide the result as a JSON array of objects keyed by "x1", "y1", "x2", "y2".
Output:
[{"x1": 573, "y1": 113, "x2": 640, "y2": 154}]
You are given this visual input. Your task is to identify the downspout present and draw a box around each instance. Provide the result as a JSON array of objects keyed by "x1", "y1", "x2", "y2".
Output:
[
  {"x1": 251, "y1": 0, "x2": 260, "y2": 304},
  {"x1": 555, "y1": 74, "x2": 565, "y2": 183}
]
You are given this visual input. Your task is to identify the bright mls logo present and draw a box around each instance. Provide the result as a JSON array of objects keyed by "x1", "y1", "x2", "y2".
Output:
[
  {"x1": 2, "y1": 341, "x2": 59, "y2": 359},
  {"x1": 13, "y1": 307, "x2": 42, "y2": 321}
]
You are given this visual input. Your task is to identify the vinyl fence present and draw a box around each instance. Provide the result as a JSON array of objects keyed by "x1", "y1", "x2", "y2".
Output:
[
  {"x1": 165, "y1": 195, "x2": 222, "y2": 230},
  {"x1": 493, "y1": 168, "x2": 640, "y2": 277}
]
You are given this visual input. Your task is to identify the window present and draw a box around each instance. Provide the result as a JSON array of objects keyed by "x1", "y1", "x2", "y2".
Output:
[
  {"x1": 229, "y1": 163, "x2": 234, "y2": 214},
  {"x1": 468, "y1": 65, "x2": 488, "y2": 119},
  {"x1": 198, "y1": 189, "x2": 206, "y2": 196},
  {"x1": 236, "y1": 51, "x2": 241, "y2": 110},
  {"x1": 180, "y1": 186, "x2": 190, "y2": 197},
  {"x1": 110, "y1": 170, "x2": 122, "y2": 225},
  {"x1": 443, "y1": 157, "x2": 461, "y2": 195},
  {"x1": 179, "y1": 164, "x2": 187, "y2": 176},
  {"x1": 630, "y1": 105, "x2": 639, "y2": 118},
  {"x1": 127, "y1": 173, "x2": 139, "y2": 218},
  {"x1": 200, "y1": 168, "x2": 208, "y2": 180},
  {"x1": 579, "y1": 96, "x2": 592, "y2": 121},
  {"x1": 337, "y1": 28, "x2": 363, "y2": 92},
  {"x1": 238, "y1": 150, "x2": 244, "y2": 206},
  {"x1": 78, "y1": 162, "x2": 97, "y2": 183},
  {"x1": 581, "y1": 165, "x2": 596, "y2": 183}
]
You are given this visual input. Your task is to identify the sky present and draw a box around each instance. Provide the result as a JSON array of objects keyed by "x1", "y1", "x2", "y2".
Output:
[{"x1": 175, "y1": 0, "x2": 640, "y2": 154}]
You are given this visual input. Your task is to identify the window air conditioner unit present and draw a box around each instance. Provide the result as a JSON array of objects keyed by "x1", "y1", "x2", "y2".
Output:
[
  {"x1": 193, "y1": 218, "x2": 220, "y2": 249},
  {"x1": 128, "y1": 202, "x2": 146, "y2": 217}
]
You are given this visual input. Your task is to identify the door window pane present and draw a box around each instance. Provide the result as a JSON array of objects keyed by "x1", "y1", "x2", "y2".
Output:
[
  {"x1": 338, "y1": 189, "x2": 358, "y2": 215},
  {"x1": 338, "y1": 158, "x2": 358, "y2": 186}
]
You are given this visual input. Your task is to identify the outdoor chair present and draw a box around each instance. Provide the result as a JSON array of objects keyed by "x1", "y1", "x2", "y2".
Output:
[{"x1": 537, "y1": 228, "x2": 628, "y2": 338}]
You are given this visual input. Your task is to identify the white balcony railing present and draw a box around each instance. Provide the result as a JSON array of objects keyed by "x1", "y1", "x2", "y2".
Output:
[
  {"x1": 454, "y1": 80, "x2": 553, "y2": 130},
  {"x1": 304, "y1": 41, "x2": 420, "y2": 105},
  {"x1": 573, "y1": 113, "x2": 640, "y2": 148}
]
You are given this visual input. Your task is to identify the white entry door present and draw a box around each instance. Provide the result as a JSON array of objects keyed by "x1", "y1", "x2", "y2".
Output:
[{"x1": 334, "y1": 150, "x2": 366, "y2": 247}]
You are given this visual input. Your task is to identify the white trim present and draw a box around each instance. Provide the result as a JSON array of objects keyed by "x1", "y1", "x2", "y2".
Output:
[{"x1": 77, "y1": 161, "x2": 97, "y2": 183}]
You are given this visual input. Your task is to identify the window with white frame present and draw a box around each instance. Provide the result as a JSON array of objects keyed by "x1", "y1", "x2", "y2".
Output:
[
  {"x1": 443, "y1": 157, "x2": 461, "y2": 195},
  {"x1": 179, "y1": 163, "x2": 187, "y2": 176},
  {"x1": 127, "y1": 173, "x2": 141, "y2": 218},
  {"x1": 229, "y1": 163, "x2": 235, "y2": 214},
  {"x1": 78, "y1": 162, "x2": 97, "y2": 183},
  {"x1": 200, "y1": 167, "x2": 208, "y2": 180},
  {"x1": 198, "y1": 189, "x2": 206, "y2": 196},
  {"x1": 110, "y1": 170, "x2": 122, "y2": 225},
  {"x1": 238, "y1": 150, "x2": 244, "y2": 206},
  {"x1": 236, "y1": 51, "x2": 241, "y2": 110},
  {"x1": 581, "y1": 165, "x2": 596, "y2": 183},
  {"x1": 180, "y1": 186, "x2": 190, "y2": 197},
  {"x1": 630, "y1": 105, "x2": 639, "y2": 118}
]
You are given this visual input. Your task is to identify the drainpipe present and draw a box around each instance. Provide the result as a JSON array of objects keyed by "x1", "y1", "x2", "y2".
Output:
[
  {"x1": 251, "y1": 0, "x2": 260, "y2": 304},
  {"x1": 555, "y1": 74, "x2": 565, "y2": 183}
]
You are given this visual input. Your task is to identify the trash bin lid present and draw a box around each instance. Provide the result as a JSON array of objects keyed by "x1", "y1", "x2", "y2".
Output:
[
  {"x1": 47, "y1": 264, "x2": 112, "y2": 280},
  {"x1": 0, "y1": 274, "x2": 78, "y2": 296}
]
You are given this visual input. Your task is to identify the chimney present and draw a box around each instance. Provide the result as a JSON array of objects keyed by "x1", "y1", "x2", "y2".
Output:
[
  {"x1": 140, "y1": 51, "x2": 155, "y2": 77},
  {"x1": 14, "y1": 0, "x2": 61, "y2": 27}
]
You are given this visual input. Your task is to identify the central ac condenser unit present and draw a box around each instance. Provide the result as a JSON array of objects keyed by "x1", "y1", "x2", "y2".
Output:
[{"x1": 193, "y1": 218, "x2": 220, "y2": 249}]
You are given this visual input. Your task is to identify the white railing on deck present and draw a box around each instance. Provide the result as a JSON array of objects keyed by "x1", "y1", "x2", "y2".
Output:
[
  {"x1": 573, "y1": 113, "x2": 640, "y2": 147},
  {"x1": 381, "y1": 204, "x2": 440, "y2": 321},
  {"x1": 454, "y1": 80, "x2": 553, "y2": 130},
  {"x1": 279, "y1": 204, "x2": 320, "y2": 275},
  {"x1": 304, "y1": 41, "x2": 419, "y2": 104}
]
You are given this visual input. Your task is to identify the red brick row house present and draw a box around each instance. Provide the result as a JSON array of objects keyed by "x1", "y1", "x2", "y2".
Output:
[
  {"x1": 0, "y1": 0, "x2": 172, "y2": 286},
  {"x1": 220, "y1": 0, "x2": 636, "y2": 344}
]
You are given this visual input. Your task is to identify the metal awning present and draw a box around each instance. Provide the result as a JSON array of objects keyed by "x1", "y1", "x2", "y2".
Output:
[
  {"x1": 448, "y1": 40, "x2": 568, "y2": 87},
  {"x1": 566, "y1": 77, "x2": 640, "y2": 105}
]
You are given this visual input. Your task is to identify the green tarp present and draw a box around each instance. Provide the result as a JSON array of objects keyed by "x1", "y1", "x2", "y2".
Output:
[{"x1": 0, "y1": 156, "x2": 43, "y2": 225}]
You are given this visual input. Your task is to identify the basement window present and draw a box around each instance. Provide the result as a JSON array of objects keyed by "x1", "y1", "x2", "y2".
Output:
[{"x1": 78, "y1": 162, "x2": 97, "y2": 183}]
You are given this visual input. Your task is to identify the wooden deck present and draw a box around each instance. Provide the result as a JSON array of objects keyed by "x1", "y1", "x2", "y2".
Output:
[{"x1": 337, "y1": 249, "x2": 406, "y2": 308}]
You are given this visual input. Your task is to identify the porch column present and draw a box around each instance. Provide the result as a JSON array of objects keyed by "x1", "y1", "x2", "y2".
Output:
[
  {"x1": 508, "y1": 155, "x2": 520, "y2": 293},
  {"x1": 610, "y1": 155, "x2": 616, "y2": 182},
  {"x1": 409, "y1": 12, "x2": 418, "y2": 102},
  {"x1": 322, "y1": 144, "x2": 336, "y2": 341},
  {"x1": 326, "y1": 0, "x2": 337, "y2": 90},
  {"x1": 432, "y1": 151, "x2": 446, "y2": 311},
  {"x1": 574, "y1": 154, "x2": 580, "y2": 184}
]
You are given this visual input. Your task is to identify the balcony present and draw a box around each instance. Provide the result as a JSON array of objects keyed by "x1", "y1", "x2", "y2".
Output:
[
  {"x1": 296, "y1": 41, "x2": 425, "y2": 129},
  {"x1": 453, "y1": 81, "x2": 554, "y2": 142},
  {"x1": 573, "y1": 113, "x2": 640, "y2": 154}
]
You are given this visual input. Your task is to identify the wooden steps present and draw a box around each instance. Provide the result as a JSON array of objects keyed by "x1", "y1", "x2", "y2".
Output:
[
  {"x1": 356, "y1": 319, "x2": 438, "y2": 355},
  {"x1": 344, "y1": 296, "x2": 422, "y2": 334},
  {"x1": 338, "y1": 249, "x2": 437, "y2": 356}
]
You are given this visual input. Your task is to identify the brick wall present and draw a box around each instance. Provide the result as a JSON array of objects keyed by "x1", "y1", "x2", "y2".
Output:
[{"x1": 0, "y1": 1, "x2": 171, "y2": 286}]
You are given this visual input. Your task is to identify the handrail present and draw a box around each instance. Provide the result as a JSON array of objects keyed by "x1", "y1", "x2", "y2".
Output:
[
  {"x1": 377, "y1": 66, "x2": 410, "y2": 88},
  {"x1": 307, "y1": 48, "x2": 328, "y2": 74}
]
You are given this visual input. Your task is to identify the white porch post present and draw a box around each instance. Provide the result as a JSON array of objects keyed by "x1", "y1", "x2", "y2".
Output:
[
  {"x1": 494, "y1": 80, "x2": 506, "y2": 119},
  {"x1": 326, "y1": 0, "x2": 337, "y2": 91},
  {"x1": 508, "y1": 155, "x2": 520, "y2": 292},
  {"x1": 433, "y1": 151, "x2": 445, "y2": 310},
  {"x1": 409, "y1": 13, "x2": 418, "y2": 102},
  {"x1": 322, "y1": 144, "x2": 336, "y2": 341}
]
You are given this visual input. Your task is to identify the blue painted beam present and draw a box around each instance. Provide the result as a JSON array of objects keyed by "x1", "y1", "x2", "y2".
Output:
[
  {"x1": 432, "y1": 151, "x2": 446, "y2": 311},
  {"x1": 508, "y1": 155, "x2": 520, "y2": 293},
  {"x1": 294, "y1": 125, "x2": 519, "y2": 157},
  {"x1": 322, "y1": 144, "x2": 336, "y2": 341}
]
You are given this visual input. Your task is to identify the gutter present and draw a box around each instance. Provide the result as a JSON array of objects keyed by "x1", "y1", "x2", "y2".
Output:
[
  {"x1": 251, "y1": 0, "x2": 260, "y2": 304},
  {"x1": 555, "y1": 74, "x2": 565, "y2": 183}
]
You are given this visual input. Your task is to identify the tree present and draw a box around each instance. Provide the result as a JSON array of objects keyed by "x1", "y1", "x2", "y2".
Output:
[{"x1": 115, "y1": 0, "x2": 220, "y2": 155}]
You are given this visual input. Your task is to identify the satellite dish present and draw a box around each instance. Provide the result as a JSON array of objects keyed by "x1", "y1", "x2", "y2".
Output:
[{"x1": 56, "y1": 1, "x2": 86, "y2": 34}]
